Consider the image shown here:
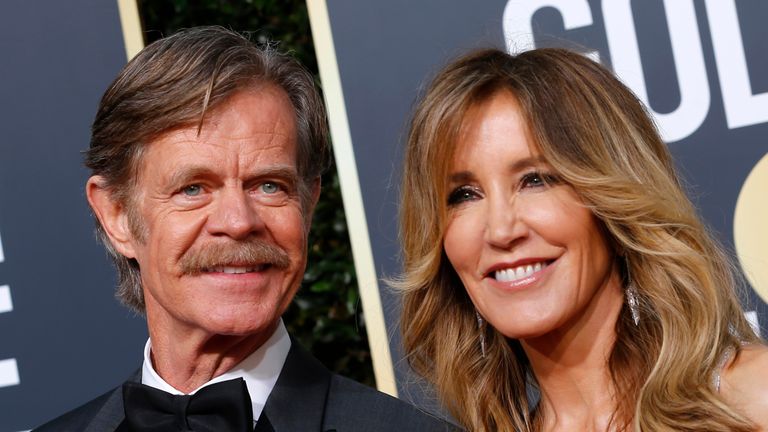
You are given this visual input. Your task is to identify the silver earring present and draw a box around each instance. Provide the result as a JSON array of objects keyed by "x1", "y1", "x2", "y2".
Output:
[
  {"x1": 626, "y1": 263, "x2": 640, "y2": 326},
  {"x1": 475, "y1": 310, "x2": 487, "y2": 357}
]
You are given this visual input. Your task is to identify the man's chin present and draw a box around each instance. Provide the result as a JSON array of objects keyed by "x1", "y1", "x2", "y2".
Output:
[{"x1": 195, "y1": 312, "x2": 281, "y2": 338}]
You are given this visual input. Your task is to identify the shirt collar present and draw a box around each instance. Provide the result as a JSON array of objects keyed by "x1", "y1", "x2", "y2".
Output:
[{"x1": 141, "y1": 319, "x2": 291, "y2": 422}]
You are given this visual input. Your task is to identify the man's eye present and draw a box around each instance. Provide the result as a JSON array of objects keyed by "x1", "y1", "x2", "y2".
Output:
[
  {"x1": 260, "y1": 182, "x2": 280, "y2": 194},
  {"x1": 447, "y1": 186, "x2": 480, "y2": 206},
  {"x1": 182, "y1": 184, "x2": 202, "y2": 196}
]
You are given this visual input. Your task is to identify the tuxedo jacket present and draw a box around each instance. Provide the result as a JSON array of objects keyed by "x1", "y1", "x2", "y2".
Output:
[{"x1": 34, "y1": 341, "x2": 458, "y2": 431}]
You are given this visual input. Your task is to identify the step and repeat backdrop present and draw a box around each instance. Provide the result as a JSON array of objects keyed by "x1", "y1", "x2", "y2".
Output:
[
  {"x1": 0, "y1": 1, "x2": 146, "y2": 430},
  {"x1": 310, "y1": 0, "x2": 768, "y2": 409},
  {"x1": 1, "y1": 0, "x2": 767, "y2": 430}
]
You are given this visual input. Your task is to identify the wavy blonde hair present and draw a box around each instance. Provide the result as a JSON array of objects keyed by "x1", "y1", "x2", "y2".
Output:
[{"x1": 397, "y1": 48, "x2": 761, "y2": 431}]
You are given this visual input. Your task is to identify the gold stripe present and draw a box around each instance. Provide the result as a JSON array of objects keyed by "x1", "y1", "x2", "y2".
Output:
[
  {"x1": 734, "y1": 153, "x2": 768, "y2": 305},
  {"x1": 307, "y1": 0, "x2": 398, "y2": 397},
  {"x1": 116, "y1": 0, "x2": 144, "y2": 60}
]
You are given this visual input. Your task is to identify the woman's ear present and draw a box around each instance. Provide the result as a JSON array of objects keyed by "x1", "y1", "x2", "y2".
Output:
[{"x1": 86, "y1": 175, "x2": 138, "y2": 259}]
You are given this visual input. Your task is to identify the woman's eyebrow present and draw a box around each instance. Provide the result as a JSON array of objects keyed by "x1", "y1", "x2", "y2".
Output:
[
  {"x1": 508, "y1": 155, "x2": 547, "y2": 172},
  {"x1": 447, "y1": 156, "x2": 547, "y2": 184},
  {"x1": 448, "y1": 171, "x2": 475, "y2": 184}
]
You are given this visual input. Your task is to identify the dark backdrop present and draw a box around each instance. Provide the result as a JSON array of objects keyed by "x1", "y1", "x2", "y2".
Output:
[
  {"x1": 2, "y1": 1, "x2": 766, "y2": 430},
  {"x1": 0, "y1": 2, "x2": 147, "y2": 431}
]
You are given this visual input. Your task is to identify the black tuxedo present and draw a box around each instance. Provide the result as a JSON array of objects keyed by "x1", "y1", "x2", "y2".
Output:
[{"x1": 34, "y1": 341, "x2": 458, "y2": 431}]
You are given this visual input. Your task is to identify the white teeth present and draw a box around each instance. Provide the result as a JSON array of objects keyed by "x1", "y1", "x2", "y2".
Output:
[
  {"x1": 515, "y1": 267, "x2": 526, "y2": 279},
  {"x1": 494, "y1": 262, "x2": 548, "y2": 282},
  {"x1": 206, "y1": 266, "x2": 262, "y2": 274},
  {"x1": 223, "y1": 267, "x2": 246, "y2": 274}
]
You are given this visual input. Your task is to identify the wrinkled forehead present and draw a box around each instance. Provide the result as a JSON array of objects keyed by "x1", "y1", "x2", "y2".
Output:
[
  {"x1": 197, "y1": 86, "x2": 297, "y2": 144},
  {"x1": 141, "y1": 86, "x2": 297, "y2": 161},
  {"x1": 119, "y1": 90, "x2": 298, "y2": 203}
]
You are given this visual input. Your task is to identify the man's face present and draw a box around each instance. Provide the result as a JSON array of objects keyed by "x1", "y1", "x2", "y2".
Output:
[{"x1": 122, "y1": 87, "x2": 310, "y2": 338}]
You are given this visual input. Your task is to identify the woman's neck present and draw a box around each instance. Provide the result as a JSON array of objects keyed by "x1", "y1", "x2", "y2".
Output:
[{"x1": 522, "y1": 280, "x2": 625, "y2": 431}]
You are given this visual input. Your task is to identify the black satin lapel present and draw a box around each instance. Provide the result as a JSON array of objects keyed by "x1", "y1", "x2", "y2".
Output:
[
  {"x1": 114, "y1": 419, "x2": 132, "y2": 432},
  {"x1": 253, "y1": 412, "x2": 275, "y2": 432},
  {"x1": 261, "y1": 340, "x2": 331, "y2": 431},
  {"x1": 83, "y1": 370, "x2": 141, "y2": 432}
]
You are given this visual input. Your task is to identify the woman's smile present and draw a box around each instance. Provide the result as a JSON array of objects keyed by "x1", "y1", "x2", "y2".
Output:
[{"x1": 486, "y1": 258, "x2": 553, "y2": 289}]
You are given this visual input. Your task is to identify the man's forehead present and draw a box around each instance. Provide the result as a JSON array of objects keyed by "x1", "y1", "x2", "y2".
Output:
[
  {"x1": 129, "y1": 89, "x2": 298, "y2": 181},
  {"x1": 149, "y1": 87, "x2": 296, "y2": 148},
  {"x1": 197, "y1": 86, "x2": 297, "y2": 140},
  {"x1": 140, "y1": 132, "x2": 297, "y2": 172}
]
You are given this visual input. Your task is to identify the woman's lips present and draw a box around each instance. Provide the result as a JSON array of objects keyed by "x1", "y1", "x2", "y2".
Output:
[
  {"x1": 494, "y1": 261, "x2": 549, "y2": 282},
  {"x1": 485, "y1": 258, "x2": 556, "y2": 291}
]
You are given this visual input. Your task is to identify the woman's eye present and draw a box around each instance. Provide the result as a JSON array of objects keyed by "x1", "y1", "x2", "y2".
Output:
[
  {"x1": 182, "y1": 184, "x2": 202, "y2": 196},
  {"x1": 260, "y1": 182, "x2": 280, "y2": 194},
  {"x1": 520, "y1": 171, "x2": 559, "y2": 189},
  {"x1": 447, "y1": 186, "x2": 480, "y2": 205}
]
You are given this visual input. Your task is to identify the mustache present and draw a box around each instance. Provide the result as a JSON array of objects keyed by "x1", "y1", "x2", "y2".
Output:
[{"x1": 179, "y1": 240, "x2": 291, "y2": 275}]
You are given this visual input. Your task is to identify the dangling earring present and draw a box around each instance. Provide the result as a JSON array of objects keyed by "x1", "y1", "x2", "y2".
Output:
[
  {"x1": 625, "y1": 261, "x2": 641, "y2": 326},
  {"x1": 475, "y1": 310, "x2": 487, "y2": 358}
]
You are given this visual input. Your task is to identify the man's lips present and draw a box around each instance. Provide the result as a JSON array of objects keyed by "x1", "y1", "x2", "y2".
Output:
[{"x1": 200, "y1": 264, "x2": 271, "y2": 274}]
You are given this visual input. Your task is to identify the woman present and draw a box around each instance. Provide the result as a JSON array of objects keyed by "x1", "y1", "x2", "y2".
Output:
[{"x1": 397, "y1": 48, "x2": 768, "y2": 431}]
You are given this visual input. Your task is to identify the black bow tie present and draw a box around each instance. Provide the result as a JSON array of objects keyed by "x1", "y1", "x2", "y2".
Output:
[{"x1": 122, "y1": 378, "x2": 253, "y2": 432}]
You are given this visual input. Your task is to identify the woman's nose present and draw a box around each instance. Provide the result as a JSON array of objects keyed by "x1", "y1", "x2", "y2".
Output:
[{"x1": 484, "y1": 196, "x2": 527, "y2": 249}]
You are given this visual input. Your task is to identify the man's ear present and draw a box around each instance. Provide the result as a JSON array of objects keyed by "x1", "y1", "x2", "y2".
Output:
[{"x1": 86, "y1": 176, "x2": 138, "y2": 259}]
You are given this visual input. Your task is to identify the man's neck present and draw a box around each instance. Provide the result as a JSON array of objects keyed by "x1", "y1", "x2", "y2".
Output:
[{"x1": 147, "y1": 320, "x2": 279, "y2": 393}]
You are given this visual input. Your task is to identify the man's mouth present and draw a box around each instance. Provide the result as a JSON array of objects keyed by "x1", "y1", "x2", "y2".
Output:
[
  {"x1": 493, "y1": 261, "x2": 550, "y2": 282},
  {"x1": 201, "y1": 264, "x2": 270, "y2": 274}
]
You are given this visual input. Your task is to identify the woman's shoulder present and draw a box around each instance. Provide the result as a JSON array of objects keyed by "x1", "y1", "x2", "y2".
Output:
[{"x1": 721, "y1": 343, "x2": 768, "y2": 429}]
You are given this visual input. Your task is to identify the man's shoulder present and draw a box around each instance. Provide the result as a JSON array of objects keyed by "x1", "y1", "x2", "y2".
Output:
[
  {"x1": 325, "y1": 373, "x2": 460, "y2": 431},
  {"x1": 33, "y1": 386, "x2": 123, "y2": 432}
]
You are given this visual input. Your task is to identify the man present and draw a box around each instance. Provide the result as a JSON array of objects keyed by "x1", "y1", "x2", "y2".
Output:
[{"x1": 35, "y1": 27, "x2": 454, "y2": 431}]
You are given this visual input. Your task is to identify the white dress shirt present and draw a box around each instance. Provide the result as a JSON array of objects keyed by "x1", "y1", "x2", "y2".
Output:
[{"x1": 141, "y1": 319, "x2": 291, "y2": 424}]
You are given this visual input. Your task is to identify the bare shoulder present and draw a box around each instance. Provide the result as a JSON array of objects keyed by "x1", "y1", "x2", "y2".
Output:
[{"x1": 721, "y1": 344, "x2": 768, "y2": 429}]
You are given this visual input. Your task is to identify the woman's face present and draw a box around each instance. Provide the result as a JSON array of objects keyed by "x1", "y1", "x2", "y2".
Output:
[{"x1": 443, "y1": 90, "x2": 622, "y2": 340}]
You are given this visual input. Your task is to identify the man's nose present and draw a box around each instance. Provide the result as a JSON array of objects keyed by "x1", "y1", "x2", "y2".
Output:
[
  {"x1": 483, "y1": 195, "x2": 527, "y2": 249},
  {"x1": 207, "y1": 187, "x2": 264, "y2": 239}
]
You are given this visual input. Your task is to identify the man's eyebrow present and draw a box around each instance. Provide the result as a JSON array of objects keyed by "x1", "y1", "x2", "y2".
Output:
[
  {"x1": 447, "y1": 156, "x2": 547, "y2": 183},
  {"x1": 166, "y1": 166, "x2": 216, "y2": 189},
  {"x1": 165, "y1": 165, "x2": 300, "y2": 189},
  {"x1": 244, "y1": 165, "x2": 300, "y2": 183}
]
